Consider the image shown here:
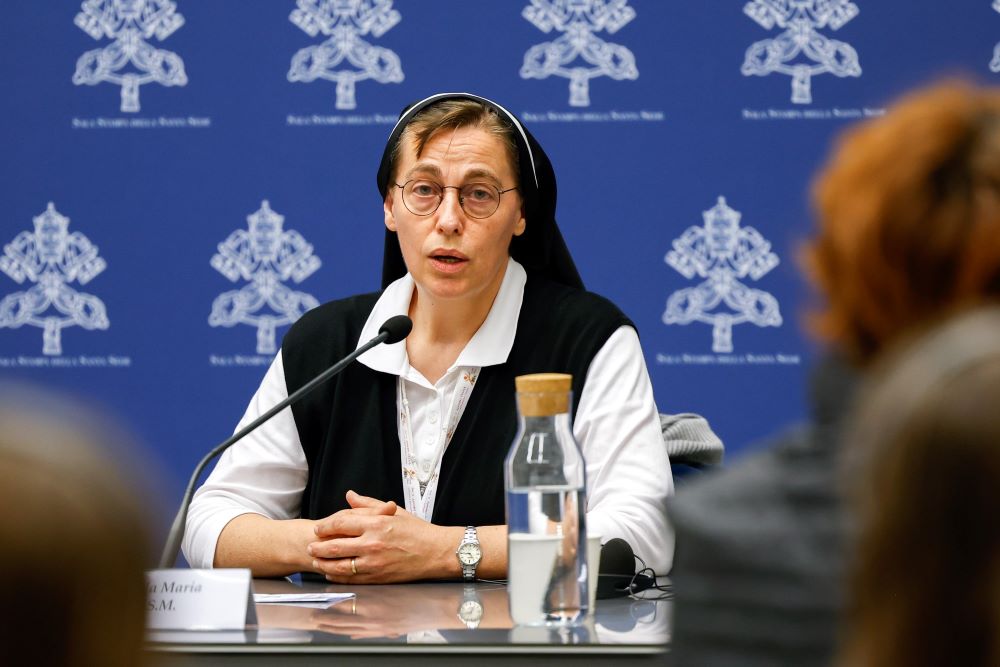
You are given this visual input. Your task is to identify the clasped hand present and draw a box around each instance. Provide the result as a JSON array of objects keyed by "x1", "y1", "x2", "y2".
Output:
[{"x1": 307, "y1": 490, "x2": 451, "y2": 583}]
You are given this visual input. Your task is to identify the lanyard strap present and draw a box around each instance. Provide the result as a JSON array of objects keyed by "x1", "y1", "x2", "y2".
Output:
[{"x1": 397, "y1": 370, "x2": 478, "y2": 521}]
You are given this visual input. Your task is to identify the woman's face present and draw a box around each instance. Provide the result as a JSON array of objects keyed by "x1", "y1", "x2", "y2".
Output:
[{"x1": 384, "y1": 125, "x2": 525, "y2": 309}]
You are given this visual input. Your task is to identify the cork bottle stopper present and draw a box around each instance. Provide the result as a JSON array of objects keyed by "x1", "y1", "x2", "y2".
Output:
[{"x1": 515, "y1": 373, "x2": 572, "y2": 416}]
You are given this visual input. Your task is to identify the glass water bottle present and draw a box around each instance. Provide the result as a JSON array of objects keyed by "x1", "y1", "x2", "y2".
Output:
[{"x1": 505, "y1": 373, "x2": 588, "y2": 626}]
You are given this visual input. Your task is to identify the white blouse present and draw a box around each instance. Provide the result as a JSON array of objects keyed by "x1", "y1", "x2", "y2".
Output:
[{"x1": 183, "y1": 259, "x2": 675, "y2": 572}]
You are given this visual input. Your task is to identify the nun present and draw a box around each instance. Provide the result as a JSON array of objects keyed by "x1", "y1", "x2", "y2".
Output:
[{"x1": 183, "y1": 93, "x2": 673, "y2": 583}]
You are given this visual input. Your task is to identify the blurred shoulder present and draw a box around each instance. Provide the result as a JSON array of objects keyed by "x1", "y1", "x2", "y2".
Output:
[{"x1": 668, "y1": 425, "x2": 819, "y2": 536}]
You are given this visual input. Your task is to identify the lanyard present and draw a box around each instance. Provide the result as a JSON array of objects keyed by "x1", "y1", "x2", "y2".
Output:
[{"x1": 397, "y1": 369, "x2": 478, "y2": 521}]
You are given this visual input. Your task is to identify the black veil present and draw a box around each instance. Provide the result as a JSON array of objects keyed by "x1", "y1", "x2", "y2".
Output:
[{"x1": 375, "y1": 92, "x2": 583, "y2": 290}]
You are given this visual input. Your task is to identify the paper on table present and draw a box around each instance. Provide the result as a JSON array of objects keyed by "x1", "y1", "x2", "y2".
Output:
[{"x1": 253, "y1": 592, "x2": 355, "y2": 608}]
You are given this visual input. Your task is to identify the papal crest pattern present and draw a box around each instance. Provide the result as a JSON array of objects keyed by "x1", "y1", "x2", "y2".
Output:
[
  {"x1": 72, "y1": 0, "x2": 189, "y2": 112},
  {"x1": 287, "y1": 0, "x2": 405, "y2": 110},
  {"x1": 208, "y1": 201, "x2": 321, "y2": 355},
  {"x1": 519, "y1": 0, "x2": 639, "y2": 107},
  {"x1": 741, "y1": 0, "x2": 861, "y2": 104},
  {"x1": 0, "y1": 203, "x2": 110, "y2": 356},
  {"x1": 662, "y1": 197, "x2": 782, "y2": 353}
]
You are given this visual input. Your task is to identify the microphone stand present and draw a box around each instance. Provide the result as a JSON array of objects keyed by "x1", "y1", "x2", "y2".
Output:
[{"x1": 158, "y1": 323, "x2": 406, "y2": 568}]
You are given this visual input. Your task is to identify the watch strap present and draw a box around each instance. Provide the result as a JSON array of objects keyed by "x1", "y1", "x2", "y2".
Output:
[{"x1": 460, "y1": 525, "x2": 479, "y2": 581}]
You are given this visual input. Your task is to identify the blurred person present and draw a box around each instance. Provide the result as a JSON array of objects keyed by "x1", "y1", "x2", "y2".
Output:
[
  {"x1": 183, "y1": 93, "x2": 675, "y2": 583},
  {"x1": 667, "y1": 80, "x2": 1000, "y2": 665},
  {"x1": 0, "y1": 385, "x2": 155, "y2": 666},
  {"x1": 838, "y1": 306, "x2": 1000, "y2": 667}
]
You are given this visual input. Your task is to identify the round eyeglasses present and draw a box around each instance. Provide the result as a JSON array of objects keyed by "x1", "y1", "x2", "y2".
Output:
[{"x1": 394, "y1": 179, "x2": 518, "y2": 219}]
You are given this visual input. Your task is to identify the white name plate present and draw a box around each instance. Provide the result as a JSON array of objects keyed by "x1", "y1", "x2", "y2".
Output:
[{"x1": 146, "y1": 568, "x2": 257, "y2": 630}]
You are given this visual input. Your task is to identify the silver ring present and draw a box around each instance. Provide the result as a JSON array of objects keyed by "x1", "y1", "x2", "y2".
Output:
[{"x1": 350, "y1": 557, "x2": 358, "y2": 575}]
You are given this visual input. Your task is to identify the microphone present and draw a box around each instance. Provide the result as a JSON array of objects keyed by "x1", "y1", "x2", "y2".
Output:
[
  {"x1": 377, "y1": 314, "x2": 414, "y2": 344},
  {"x1": 157, "y1": 315, "x2": 413, "y2": 568}
]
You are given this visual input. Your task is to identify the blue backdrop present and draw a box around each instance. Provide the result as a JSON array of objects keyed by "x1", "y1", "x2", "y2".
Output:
[{"x1": 1, "y1": 1, "x2": 997, "y2": 531}]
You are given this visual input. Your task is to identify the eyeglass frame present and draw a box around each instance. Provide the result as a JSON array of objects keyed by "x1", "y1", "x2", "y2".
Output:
[{"x1": 392, "y1": 179, "x2": 519, "y2": 220}]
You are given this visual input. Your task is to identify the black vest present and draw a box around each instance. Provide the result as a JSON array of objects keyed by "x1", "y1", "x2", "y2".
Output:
[{"x1": 281, "y1": 273, "x2": 632, "y2": 529}]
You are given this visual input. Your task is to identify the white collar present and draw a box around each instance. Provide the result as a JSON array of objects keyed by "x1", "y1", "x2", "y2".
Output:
[{"x1": 356, "y1": 257, "x2": 526, "y2": 375}]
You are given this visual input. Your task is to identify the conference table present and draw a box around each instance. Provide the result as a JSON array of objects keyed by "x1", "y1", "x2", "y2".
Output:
[{"x1": 147, "y1": 577, "x2": 670, "y2": 665}]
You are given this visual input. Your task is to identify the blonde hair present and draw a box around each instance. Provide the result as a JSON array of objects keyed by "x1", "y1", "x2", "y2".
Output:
[{"x1": 839, "y1": 307, "x2": 1000, "y2": 667}]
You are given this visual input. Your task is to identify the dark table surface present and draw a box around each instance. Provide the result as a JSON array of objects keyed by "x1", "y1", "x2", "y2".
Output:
[{"x1": 147, "y1": 577, "x2": 670, "y2": 665}]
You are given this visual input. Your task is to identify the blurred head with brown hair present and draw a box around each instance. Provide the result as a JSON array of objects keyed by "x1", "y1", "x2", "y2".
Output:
[
  {"x1": 802, "y1": 80, "x2": 1000, "y2": 365},
  {"x1": 0, "y1": 385, "x2": 155, "y2": 666},
  {"x1": 839, "y1": 306, "x2": 1000, "y2": 667}
]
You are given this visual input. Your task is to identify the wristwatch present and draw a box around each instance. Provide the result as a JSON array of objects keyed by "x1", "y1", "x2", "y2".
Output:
[
  {"x1": 456, "y1": 583, "x2": 484, "y2": 630},
  {"x1": 455, "y1": 526, "x2": 482, "y2": 581}
]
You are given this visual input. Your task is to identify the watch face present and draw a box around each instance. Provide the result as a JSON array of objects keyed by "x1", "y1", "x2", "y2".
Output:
[
  {"x1": 459, "y1": 600, "x2": 483, "y2": 622},
  {"x1": 458, "y1": 543, "x2": 482, "y2": 565}
]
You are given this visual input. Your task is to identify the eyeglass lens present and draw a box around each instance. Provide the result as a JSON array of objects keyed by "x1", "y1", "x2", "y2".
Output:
[{"x1": 401, "y1": 180, "x2": 503, "y2": 219}]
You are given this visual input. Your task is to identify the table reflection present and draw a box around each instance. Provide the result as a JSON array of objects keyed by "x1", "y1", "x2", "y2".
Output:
[
  {"x1": 255, "y1": 581, "x2": 510, "y2": 640},
  {"x1": 251, "y1": 579, "x2": 669, "y2": 645}
]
